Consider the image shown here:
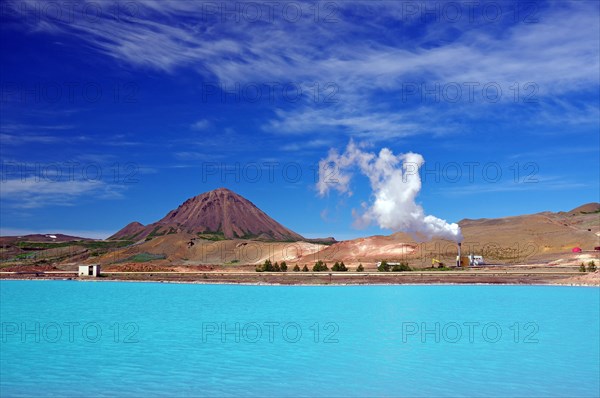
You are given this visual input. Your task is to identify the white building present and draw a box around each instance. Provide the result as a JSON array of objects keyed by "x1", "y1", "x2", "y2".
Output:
[
  {"x1": 375, "y1": 261, "x2": 404, "y2": 267},
  {"x1": 78, "y1": 265, "x2": 100, "y2": 277},
  {"x1": 469, "y1": 255, "x2": 485, "y2": 265},
  {"x1": 456, "y1": 255, "x2": 485, "y2": 266}
]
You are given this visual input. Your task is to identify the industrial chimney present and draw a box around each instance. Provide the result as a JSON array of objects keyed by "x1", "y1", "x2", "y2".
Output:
[{"x1": 456, "y1": 242, "x2": 462, "y2": 267}]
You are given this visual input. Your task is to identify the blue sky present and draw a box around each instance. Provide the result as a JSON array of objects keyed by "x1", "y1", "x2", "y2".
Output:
[{"x1": 1, "y1": 0, "x2": 599, "y2": 240}]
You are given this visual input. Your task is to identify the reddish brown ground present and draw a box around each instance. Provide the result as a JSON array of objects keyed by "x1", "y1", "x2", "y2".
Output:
[{"x1": 2, "y1": 268, "x2": 596, "y2": 286}]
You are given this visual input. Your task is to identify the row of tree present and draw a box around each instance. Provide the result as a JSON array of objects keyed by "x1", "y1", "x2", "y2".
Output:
[
  {"x1": 377, "y1": 260, "x2": 412, "y2": 272},
  {"x1": 256, "y1": 259, "x2": 365, "y2": 272},
  {"x1": 579, "y1": 261, "x2": 597, "y2": 273},
  {"x1": 256, "y1": 259, "x2": 288, "y2": 272}
]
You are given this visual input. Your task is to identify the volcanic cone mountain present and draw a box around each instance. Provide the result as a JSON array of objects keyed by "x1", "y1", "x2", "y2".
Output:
[{"x1": 110, "y1": 188, "x2": 304, "y2": 241}]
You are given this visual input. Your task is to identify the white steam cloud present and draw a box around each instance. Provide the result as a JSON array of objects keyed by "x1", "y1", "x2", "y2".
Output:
[{"x1": 317, "y1": 141, "x2": 463, "y2": 242}]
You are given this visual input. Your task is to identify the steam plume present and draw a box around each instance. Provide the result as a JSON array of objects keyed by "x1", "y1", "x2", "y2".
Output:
[{"x1": 317, "y1": 141, "x2": 463, "y2": 242}]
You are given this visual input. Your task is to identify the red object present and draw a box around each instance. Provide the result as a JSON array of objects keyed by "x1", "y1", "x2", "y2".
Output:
[
  {"x1": 595, "y1": 246, "x2": 600, "y2": 251},
  {"x1": 572, "y1": 247, "x2": 582, "y2": 253}
]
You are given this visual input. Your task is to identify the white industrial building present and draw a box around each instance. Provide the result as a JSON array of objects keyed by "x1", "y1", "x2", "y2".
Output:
[{"x1": 78, "y1": 265, "x2": 101, "y2": 277}]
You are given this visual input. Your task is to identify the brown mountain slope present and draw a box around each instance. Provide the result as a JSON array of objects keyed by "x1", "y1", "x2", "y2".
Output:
[
  {"x1": 110, "y1": 222, "x2": 145, "y2": 240},
  {"x1": 566, "y1": 202, "x2": 600, "y2": 215},
  {"x1": 298, "y1": 204, "x2": 600, "y2": 267},
  {"x1": 459, "y1": 211, "x2": 598, "y2": 254},
  {"x1": 110, "y1": 188, "x2": 304, "y2": 241},
  {"x1": 92, "y1": 233, "x2": 325, "y2": 266}
]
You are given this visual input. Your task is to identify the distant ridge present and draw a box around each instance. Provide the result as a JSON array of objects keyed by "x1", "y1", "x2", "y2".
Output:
[
  {"x1": 567, "y1": 202, "x2": 600, "y2": 214},
  {"x1": 110, "y1": 188, "x2": 304, "y2": 241},
  {"x1": 0, "y1": 233, "x2": 91, "y2": 243}
]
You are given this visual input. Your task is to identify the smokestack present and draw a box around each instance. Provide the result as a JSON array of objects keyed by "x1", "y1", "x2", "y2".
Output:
[{"x1": 457, "y1": 242, "x2": 462, "y2": 267}]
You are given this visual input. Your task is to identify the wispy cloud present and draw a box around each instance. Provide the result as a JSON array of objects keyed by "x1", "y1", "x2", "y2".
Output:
[
  {"x1": 173, "y1": 151, "x2": 224, "y2": 161},
  {"x1": 264, "y1": 106, "x2": 454, "y2": 139},
  {"x1": 281, "y1": 139, "x2": 332, "y2": 152},
  {"x1": 508, "y1": 146, "x2": 600, "y2": 161},
  {"x1": 0, "y1": 179, "x2": 125, "y2": 208},
  {"x1": 0, "y1": 133, "x2": 62, "y2": 145},
  {"x1": 0, "y1": 123, "x2": 74, "y2": 132},
  {"x1": 6, "y1": 1, "x2": 598, "y2": 139},
  {"x1": 440, "y1": 175, "x2": 590, "y2": 196},
  {"x1": 0, "y1": 123, "x2": 75, "y2": 145},
  {"x1": 190, "y1": 119, "x2": 212, "y2": 131}
]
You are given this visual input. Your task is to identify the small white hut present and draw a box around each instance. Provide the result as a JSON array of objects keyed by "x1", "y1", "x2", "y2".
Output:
[{"x1": 78, "y1": 265, "x2": 100, "y2": 277}]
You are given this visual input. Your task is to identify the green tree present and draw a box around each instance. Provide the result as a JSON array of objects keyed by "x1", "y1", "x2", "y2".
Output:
[
  {"x1": 292, "y1": 264, "x2": 300, "y2": 272},
  {"x1": 579, "y1": 263, "x2": 587, "y2": 272},
  {"x1": 265, "y1": 260, "x2": 273, "y2": 272},
  {"x1": 339, "y1": 261, "x2": 348, "y2": 271},
  {"x1": 377, "y1": 260, "x2": 390, "y2": 272},
  {"x1": 273, "y1": 262, "x2": 281, "y2": 272},
  {"x1": 302, "y1": 264, "x2": 309, "y2": 272},
  {"x1": 332, "y1": 261, "x2": 340, "y2": 271},
  {"x1": 392, "y1": 262, "x2": 411, "y2": 272},
  {"x1": 356, "y1": 264, "x2": 364, "y2": 272},
  {"x1": 280, "y1": 261, "x2": 288, "y2": 272},
  {"x1": 257, "y1": 259, "x2": 275, "y2": 272},
  {"x1": 587, "y1": 261, "x2": 597, "y2": 272},
  {"x1": 313, "y1": 260, "x2": 328, "y2": 272}
]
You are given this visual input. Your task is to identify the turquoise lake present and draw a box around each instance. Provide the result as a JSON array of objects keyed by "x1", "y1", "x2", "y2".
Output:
[{"x1": 1, "y1": 280, "x2": 599, "y2": 397}]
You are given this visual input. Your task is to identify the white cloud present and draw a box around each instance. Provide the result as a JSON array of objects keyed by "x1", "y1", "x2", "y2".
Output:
[
  {"x1": 191, "y1": 119, "x2": 212, "y2": 130},
  {"x1": 0, "y1": 179, "x2": 125, "y2": 208},
  {"x1": 6, "y1": 1, "x2": 599, "y2": 137},
  {"x1": 318, "y1": 141, "x2": 463, "y2": 242},
  {"x1": 0, "y1": 133, "x2": 62, "y2": 145},
  {"x1": 281, "y1": 139, "x2": 332, "y2": 151},
  {"x1": 440, "y1": 176, "x2": 590, "y2": 196}
]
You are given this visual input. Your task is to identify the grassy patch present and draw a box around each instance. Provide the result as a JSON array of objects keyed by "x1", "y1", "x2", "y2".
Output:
[
  {"x1": 15, "y1": 240, "x2": 133, "y2": 250},
  {"x1": 197, "y1": 231, "x2": 227, "y2": 241},
  {"x1": 117, "y1": 252, "x2": 167, "y2": 263},
  {"x1": 14, "y1": 253, "x2": 37, "y2": 259},
  {"x1": 118, "y1": 231, "x2": 143, "y2": 241},
  {"x1": 15, "y1": 241, "x2": 72, "y2": 249},
  {"x1": 147, "y1": 226, "x2": 165, "y2": 238},
  {"x1": 81, "y1": 240, "x2": 133, "y2": 249}
]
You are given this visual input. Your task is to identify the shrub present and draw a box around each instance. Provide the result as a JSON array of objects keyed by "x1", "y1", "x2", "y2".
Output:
[
  {"x1": 332, "y1": 261, "x2": 340, "y2": 271},
  {"x1": 356, "y1": 264, "x2": 364, "y2": 272},
  {"x1": 392, "y1": 262, "x2": 411, "y2": 272},
  {"x1": 293, "y1": 264, "x2": 300, "y2": 272},
  {"x1": 280, "y1": 261, "x2": 287, "y2": 272},
  {"x1": 339, "y1": 261, "x2": 348, "y2": 271},
  {"x1": 313, "y1": 260, "x2": 328, "y2": 272},
  {"x1": 587, "y1": 261, "x2": 597, "y2": 272},
  {"x1": 579, "y1": 263, "x2": 587, "y2": 273},
  {"x1": 256, "y1": 259, "x2": 275, "y2": 272},
  {"x1": 377, "y1": 260, "x2": 390, "y2": 272},
  {"x1": 302, "y1": 264, "x2": 309, "y2": 272}
]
